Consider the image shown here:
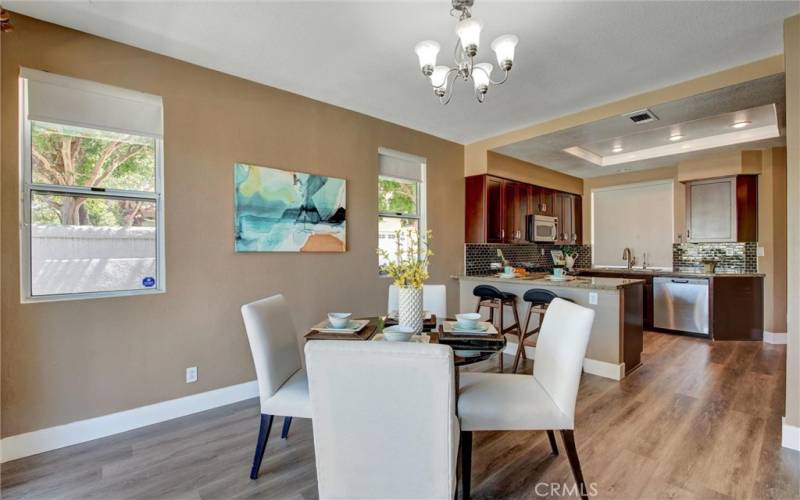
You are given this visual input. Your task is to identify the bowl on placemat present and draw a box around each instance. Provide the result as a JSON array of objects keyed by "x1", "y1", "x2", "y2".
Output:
[
  {"x1": 455, "y1": 313, "x2": 481, "y2": 330},
  {"x1": 328, "y1": 312, "x2": 352, "y2": 329},
  {"x1": 383, "y1": 325, "x2": 415, "y2": 342}
]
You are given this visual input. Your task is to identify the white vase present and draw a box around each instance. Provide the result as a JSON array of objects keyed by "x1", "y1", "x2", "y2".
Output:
[
  {"x1": 565, "y1": 254, "x2": 576, "y2": 271},
  {"x1": 398, "y1": 286, "x2": 424, "y2": 334}
]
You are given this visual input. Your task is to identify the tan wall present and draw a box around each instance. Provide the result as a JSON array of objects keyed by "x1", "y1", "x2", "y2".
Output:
[
  {"x1": 582, "y1": 148, "x2": 787, "y2": 335},
  {"x1": 677, "y1": 149, "x2": 763, "y2": 181},
  {"x1": 784, "y1": 14, "x2": 799, "y2": 429},
  {"x1": 0, "y1": 15, "x2": 466, "y2": 437},
  {"x1": 486, "y1": 152, "x2": 583, "y2": 194},
  {"x1": 759, "y1": 148, "x2": 788, "y2": 334}
]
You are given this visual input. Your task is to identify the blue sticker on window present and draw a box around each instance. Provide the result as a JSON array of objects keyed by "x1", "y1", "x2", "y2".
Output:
[{"x1": 142, "y1": 277, "x2": 156, "y2": 288}]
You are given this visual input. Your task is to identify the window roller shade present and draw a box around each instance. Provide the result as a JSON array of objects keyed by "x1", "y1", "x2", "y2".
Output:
[
  {"x1": 592, "y1": 181, "x2": 674, "y2": 268},
  {"x1": 22, "y1": 67, "x2": 163, "y2": 138},
  {"x1": 379, "y1": 150, "x2": 424, "y2": 183}
]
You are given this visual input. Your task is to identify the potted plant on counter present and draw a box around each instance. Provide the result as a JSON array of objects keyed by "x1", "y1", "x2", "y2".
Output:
[
  {"x1": 378, "y1": 228, "x2": 433, "y2": 333},
  {"x1": 561, "y1": 245, "x2": 580, "y2": 271}
]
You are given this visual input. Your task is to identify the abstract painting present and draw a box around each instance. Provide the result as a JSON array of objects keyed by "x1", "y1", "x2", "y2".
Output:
[{"x1": 234, "y1": 163, "x2": 346, "y2": 252}]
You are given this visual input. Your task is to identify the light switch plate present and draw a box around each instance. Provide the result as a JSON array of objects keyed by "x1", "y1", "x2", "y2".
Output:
[
  {"x1": 589, "y1": 292, "x2": 598, "y2": 305},
  {"x1": 757, "y1": 246, "x2": 765, "y2": 257}
]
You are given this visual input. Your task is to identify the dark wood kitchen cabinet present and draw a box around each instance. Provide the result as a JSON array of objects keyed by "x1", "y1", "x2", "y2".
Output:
[
  {"x1": 685, "y1": 175, "x2": 757, "y2": 243},
  {"x1": 553, "y1": 192, "x2": 583, "y2": 244},
  {"x1": 531, "y1": 186, "x2": 555, "y2": 216},
  {"x1": 504, "y1": 181, "x2": 529, "y2": 243},
  {"x1": 466, "y1": 174, "x2": 583, "y2": 244},
  {"x1": 466, "y1": 174, "x2": 511, "y2": 243},
  {"x1": 485, "y1": 176, "x2": 504, "y2": 243}
]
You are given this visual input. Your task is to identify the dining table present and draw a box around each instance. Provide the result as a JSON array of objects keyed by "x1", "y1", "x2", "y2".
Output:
[{"x1": 303, "y1": 316, "x2": 507, "y2": 388}]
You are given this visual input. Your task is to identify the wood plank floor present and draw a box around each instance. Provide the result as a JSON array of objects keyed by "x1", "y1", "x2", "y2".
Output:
[{"x1": 2, "y1": 332, "x2": 798, "y2": 499}]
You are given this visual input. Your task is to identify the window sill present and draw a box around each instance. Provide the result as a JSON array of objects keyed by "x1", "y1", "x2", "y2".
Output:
[{"x1": 21, "y1": 287, "x2": 166, "y2": 304}]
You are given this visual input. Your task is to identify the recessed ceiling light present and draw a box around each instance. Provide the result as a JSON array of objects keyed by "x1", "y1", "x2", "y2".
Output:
[
  {"x1": 612, "y1": 146, "x2": 623, "y2": 153},
  {"x1": 669, "y1": 134, "x2": 684, "y2": 141},
  {"x1": 730, "y1": 120, "x2": 751, "y2": 129}
]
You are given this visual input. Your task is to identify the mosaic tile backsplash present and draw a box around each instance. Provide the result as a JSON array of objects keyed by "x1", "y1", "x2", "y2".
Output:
[
  {"x1": 672, "y1": 242, "x2": 757, "y2": 273},
  {"x1": 465, "y1": 243, "x2": 592, "y2": 275}
]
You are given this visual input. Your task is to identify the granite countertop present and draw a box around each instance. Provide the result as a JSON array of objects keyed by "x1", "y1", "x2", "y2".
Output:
[
  {"x1": 575, "y1": 267, "x2": 765, "y2": 278},
  {"x1": 457, "y1": 273, "x2": 645, "y2": 291}
]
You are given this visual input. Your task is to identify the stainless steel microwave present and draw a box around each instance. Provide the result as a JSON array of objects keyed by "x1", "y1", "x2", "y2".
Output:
[{"x1": 527, "y1": 215, "x2": 558, "y2": 242}]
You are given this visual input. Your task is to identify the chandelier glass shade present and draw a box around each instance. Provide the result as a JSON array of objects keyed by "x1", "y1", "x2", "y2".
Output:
[{"x1": 414, "y1": 0, "x2": 518, "y2": 104}]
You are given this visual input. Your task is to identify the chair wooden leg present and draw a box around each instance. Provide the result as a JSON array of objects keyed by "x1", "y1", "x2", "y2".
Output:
[
  {"x1": 460, "y1": 431, "x2": 472, "y2": 500},
  {"x1": 560, "y1": 430, "x2": 588, "y2": 500},
  {"x1": 250, "y1": 414, "x2": 274, "y2": 479},
  {"x1": 497, "y1": 305, "x2": 504, "y2": 373},
  {"x1": 546, "y1": 430, "x2": 559, "y2": 455},
  {"x1": 512, "y1": 334, "x2": 525, "y2": 374},
  {"x1": 281, "y1": 416, "x2": 292, "y2": 439},
  {"x1": 514, "y1": 303, "x2": 533, "y2": 372}
]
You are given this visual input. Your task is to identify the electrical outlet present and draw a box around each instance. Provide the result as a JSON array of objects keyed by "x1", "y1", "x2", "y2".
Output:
[
  {"x1": 757, "y1": 246, "x2": 765, "y2": 257},
  {"x1": 589, "y1": 292, "x2": 598, "y2": 305},
  {"x1": 185, "y1": 366, "x2": 198, "y2": 384},
  {"x1": 540, "y1": 248, "x2": 545, "y2": 256}
]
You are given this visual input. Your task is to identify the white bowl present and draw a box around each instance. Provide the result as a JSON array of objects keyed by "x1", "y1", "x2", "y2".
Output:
[
  {"x1": 455, "y1": 313, "x2": 481, "y2": 330},
  {"x1": 383, "y1": 325, "x2": 415, "y2": 342},
  {"x1": 328, "y1": 312, "x2": 352, "y2": 329}
]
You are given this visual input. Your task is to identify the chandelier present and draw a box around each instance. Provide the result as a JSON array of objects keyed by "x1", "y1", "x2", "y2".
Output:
[{"x1": 414, "y1": 0, "x2": 518, "y2": 104}]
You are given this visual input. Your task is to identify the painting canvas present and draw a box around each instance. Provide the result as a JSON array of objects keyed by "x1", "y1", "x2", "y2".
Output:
[{"x1": 234, "y1": 163, "x2": 346, "y2": 252}]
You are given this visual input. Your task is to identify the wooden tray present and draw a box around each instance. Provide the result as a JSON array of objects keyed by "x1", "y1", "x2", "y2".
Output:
[{"x1": 304, "y1": 319, "x2": 378, "y2": 341}]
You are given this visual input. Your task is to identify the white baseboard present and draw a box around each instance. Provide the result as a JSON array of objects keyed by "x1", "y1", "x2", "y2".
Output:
[
  {"x1": 504, "y1": 341, "x2": 625, "y2": 380},
  {"x1": 764, "y1": 331, "x2": 788, "y2": 344},
  {"x1": 783, "y1": 417, "x2": 800, "y2": 451},
  {"x1": 0, "y1": 380, "x2": 258, "y2": 464},
  {"x1": 582, "y1": 357, "x2": 626, "y2": 381}
]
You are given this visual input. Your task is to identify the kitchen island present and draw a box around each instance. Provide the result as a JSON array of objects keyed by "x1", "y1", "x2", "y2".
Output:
[
  {"x1": 576, "y1": 268, "x2": 765, "y2": 340},
  {"x1": 458, "y1": 274, "x2": 645, "y2": 380}
]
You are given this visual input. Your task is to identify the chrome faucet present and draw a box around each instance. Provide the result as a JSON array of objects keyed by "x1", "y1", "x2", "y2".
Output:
[{"x1": 622, "y1": 247, "x2": 634, "y2": 270}]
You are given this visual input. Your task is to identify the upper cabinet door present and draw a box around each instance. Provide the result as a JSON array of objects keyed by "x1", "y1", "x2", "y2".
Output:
[
  {"x1": 687, "y1": 178, "x2": 737, "y2": 242},
  {"x1": 486, "y1": 176, "x2": 505, "y2": 243},
  {"x1": 558, "y1": 193, "x2": 573, "y2": 244},
  {"x1": 572, "y1": 195, "x2": 583, "y2": 244},
  {"x1": 533, "y1": 187, "x2": 555, "y2": 216}
]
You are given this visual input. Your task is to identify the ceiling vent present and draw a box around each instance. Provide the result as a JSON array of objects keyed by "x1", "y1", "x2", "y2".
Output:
[{"x1": 623, "y1": 108, "x2": 659, "y2": 124}]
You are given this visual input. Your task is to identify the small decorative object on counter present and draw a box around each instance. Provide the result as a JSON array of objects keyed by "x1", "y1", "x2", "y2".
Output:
[
  {"x1": 378, "y1": 227, "x2": 433, "y2": 334},
  {"x1": 560, "y1": 245, "x2": 579, "y2": 271}
]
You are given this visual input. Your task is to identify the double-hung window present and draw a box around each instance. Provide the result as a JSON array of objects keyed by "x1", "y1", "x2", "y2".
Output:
[
  {"x1": 377, "y1": 148, "x2": 426, "y2": 272},
  {"x1": 20, "y1": 68, "x2": 165, "y2": 302}
]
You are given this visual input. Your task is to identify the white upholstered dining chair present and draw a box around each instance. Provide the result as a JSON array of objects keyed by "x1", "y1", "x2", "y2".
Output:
[
  {"x1": 241, "y1": 294, "x2": 311, "y2": 480},
  {"x1": 388, "y1": 283, "x2": 447, "y2": 324},
  {"x1": 305, "y1": 340, "x2": 458, "y2": 500},
  {"x1": 457, "y1": 298, "x2": 595, "y2": 500}
]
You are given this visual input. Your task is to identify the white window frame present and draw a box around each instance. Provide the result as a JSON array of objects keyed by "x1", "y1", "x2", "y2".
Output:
[
  {"x1": 377, "y1": 148, "x2": 427, "y2": 275},
  {"x1": 19, "y1": 77, "x2": 166, "y2": 303}
]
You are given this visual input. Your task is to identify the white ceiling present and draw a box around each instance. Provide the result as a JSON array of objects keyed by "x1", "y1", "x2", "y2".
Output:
[{"x1": 7, "y1": 1, "x2": 799, "y2": 144}]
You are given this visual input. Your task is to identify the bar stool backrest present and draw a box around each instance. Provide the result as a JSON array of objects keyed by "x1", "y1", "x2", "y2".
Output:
[
  {"x1": 473, "y1": 285, "x2": 504, "y2": 300},
  {"x1": 523, "y1": 289, "x2": 559, "y2": 306}
]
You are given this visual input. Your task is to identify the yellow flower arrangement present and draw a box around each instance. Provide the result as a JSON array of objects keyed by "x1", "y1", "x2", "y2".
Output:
[{"x1": 377, "y1": 228, "x2": 433, "y2": 289}]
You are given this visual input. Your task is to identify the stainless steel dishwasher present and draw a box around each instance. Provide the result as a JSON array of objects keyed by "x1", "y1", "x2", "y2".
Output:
[{"x1": 653, "y1": 277, "x2": 710, "y2": 335}]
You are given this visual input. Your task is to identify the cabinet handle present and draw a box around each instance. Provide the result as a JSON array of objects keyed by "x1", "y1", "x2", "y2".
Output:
[{"x1": 501, "y1": 229, "x2": 505, "y2": 239}]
